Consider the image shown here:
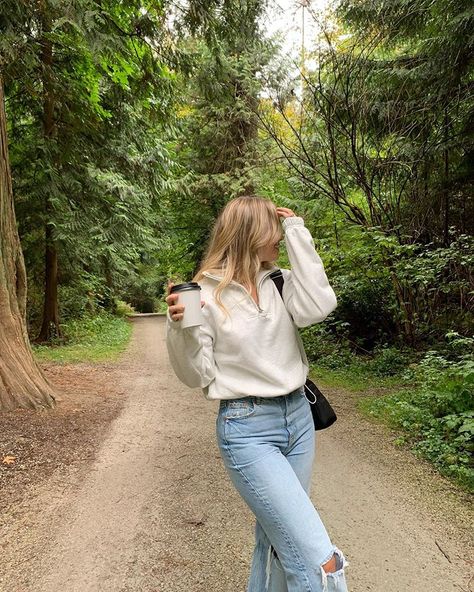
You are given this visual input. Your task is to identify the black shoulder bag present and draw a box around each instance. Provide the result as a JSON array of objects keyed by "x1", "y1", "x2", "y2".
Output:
[{"x1": 269, "y1": 269, "x2": 337, "y2": 431}]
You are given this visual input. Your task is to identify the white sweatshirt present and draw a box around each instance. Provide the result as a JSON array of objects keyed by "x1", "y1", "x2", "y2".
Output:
[{"x1": 166, "y1": 216, "x2": 337, "y2": 400}]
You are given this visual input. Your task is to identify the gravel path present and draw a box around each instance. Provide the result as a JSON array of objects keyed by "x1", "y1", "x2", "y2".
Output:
[{"x1": 2, "y1": 315, "x2": 472, "y2": 592}]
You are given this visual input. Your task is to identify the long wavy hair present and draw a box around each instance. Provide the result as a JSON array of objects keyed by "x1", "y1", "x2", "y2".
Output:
[{"x1": 193, "y1": 195, "x2": 282, "y2": 316}]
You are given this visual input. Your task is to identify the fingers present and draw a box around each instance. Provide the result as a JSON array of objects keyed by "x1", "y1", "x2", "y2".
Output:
[
  {"x1": 276, "y1": 207, "x2": 296, "y2": 219},
  {"x1": 165, "y1": 292, "x2": 178, "y2": 306},
  {"x1": 276, "y1": 207, "x2": 295, "y2": 216},
  {"x1": 165, "y1": 282, "x2": 206, "y2": 322},
  {"x1": 170, "y1": 308, "x2": 186, "y2": 322},
  {"x1": 166, "y1": 282, "x2": 182, "y2": 320},
  {"x1": 165, "y1": 290, "x2": 184, "y2": 322},
  {"x1": 169, "y1": 303, "x2": 185, "y2": 322}
]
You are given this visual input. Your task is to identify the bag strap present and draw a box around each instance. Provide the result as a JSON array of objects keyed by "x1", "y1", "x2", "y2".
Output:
[
  {"x1": 270, "y1": 268, "x2": 293, "y2": 322},
  {"x1": 270, "y1": 268, "x2": 317, "y2": 401},
  {"x1": 269, "y1": 269, "x2": 284, "y2": 299}
]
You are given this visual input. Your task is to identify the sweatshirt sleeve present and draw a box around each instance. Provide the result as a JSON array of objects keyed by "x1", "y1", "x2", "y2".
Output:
[
  {"x1": 165, "y1": 310, "x2": 216, "y2": 389},
  {"x1": 280, "y1": 216, "x2": 337, "y2": 328}
]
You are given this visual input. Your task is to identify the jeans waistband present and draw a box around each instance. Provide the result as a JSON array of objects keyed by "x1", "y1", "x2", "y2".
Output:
[{"x1": 221, "y1": 386, "x2": 305, "y2": 406}]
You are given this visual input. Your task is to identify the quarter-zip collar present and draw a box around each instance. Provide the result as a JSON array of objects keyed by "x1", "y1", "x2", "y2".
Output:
[
  {"x1": 202, "y1": 266, "x2": 279, "y2": 314},
  {"x1": 202, "y1": 266, "x2": 278, "y2": 286}
]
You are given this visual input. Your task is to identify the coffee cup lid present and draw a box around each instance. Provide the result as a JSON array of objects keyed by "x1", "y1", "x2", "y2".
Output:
[{"x1": 170, "y1": 282, "x2": 201, "y2": 294}]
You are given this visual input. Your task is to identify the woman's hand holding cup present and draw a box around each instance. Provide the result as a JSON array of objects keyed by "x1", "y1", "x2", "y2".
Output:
[
  {"x1": 166, "y1": 281, "x2": 205, "y2": 325},
  {"x1": 166, "y1": 284, "x2": 184, "y2": 322}
]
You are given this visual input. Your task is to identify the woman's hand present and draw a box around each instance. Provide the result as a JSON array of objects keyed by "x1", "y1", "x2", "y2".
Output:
[
  {"x1": 276, "y1": 207, "x2": 296, "y2": 219},
  {"x1": 165, "y1": 282, "x2": 205, "y2": 322},
  {"x1": 165, "y1": 283, "x2": 184, "y2": 322}
]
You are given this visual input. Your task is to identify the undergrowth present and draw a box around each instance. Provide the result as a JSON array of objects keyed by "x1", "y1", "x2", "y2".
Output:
[
  {"x1": 303, "y1": 328, "x2": 474, "y2": 492},
  {"x1": 33, "y1": 313, "x2": 133, "y2": 363}
]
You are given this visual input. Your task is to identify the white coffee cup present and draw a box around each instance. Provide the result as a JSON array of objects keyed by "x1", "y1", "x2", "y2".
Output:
[{"x1": 170, "y1": 282, "x2": 203, "y2": 328}]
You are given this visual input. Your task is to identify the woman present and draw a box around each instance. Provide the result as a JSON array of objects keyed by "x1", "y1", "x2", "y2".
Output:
[{"x1": 165, "y1": 195, "x2": 349, "y2": 592}]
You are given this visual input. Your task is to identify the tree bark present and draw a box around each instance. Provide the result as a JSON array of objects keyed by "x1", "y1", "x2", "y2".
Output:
[
  {"x1": 383, "y1": 253, "x2": 417, "y2": 347},
  {"x1": 36, "y1": 9, "x2": 62, "y2": 343},
  {"x1": 0, "y1": 77, "x2": 56, "y2": 410},
  {"x1": 36, "y1": 224, "x2": 61, "y2": 343},
  {"x1": 443, "y1": 108, "x2": 450, "y2": 246}
]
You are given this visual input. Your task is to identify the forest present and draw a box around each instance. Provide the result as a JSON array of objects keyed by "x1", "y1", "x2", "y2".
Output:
[{"x1": 0, "y1": 0, "x2": 473, "y2": 490}]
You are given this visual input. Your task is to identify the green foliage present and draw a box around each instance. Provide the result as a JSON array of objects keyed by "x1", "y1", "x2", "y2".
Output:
[
  {"x1": 115, "y1": 300, "x2": 135, "y2": 317},
  {"x1": 2, "y1": 0, "x2": 181, "y2": 339},
  {"x1": 300, "y1": 322, "x2": 412, "y2": 385},
  {"x1": 336, "y1": 277, "x2": 397, "y2": 347},
  {"x1": 262, "y1": 0, "x2": 474, "y2": 347},
  {"x1": 368, "y1": 230, "x2": 474, "y2": 340},
  {"x1": 161, "y1": 4, "x2": 278, "y2": 279},
  {"x1": 26, "y1": 269, "x2": 116, "y2": 335},
  {"x1": 361, "y1": 334, "x2": 474, "y2": 491},
  {"x1": 368, "y1": 346, "x2": 410, "y2": 377},
  {"x1": 120, "y1": 264, "x2": 162, "y2": 313},
  {"x1": 281, "y1": 198, "x2": 472, "y2": 348},
  {"x1": 300, "y1": 323, "x2": 353, "y2": 369},
  {"x1": 33, "y1": 312, "x2": 132, "y2": 363}
]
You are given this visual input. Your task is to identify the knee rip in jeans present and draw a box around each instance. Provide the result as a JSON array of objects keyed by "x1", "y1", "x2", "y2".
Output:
[
  {"x1": 268, "y1": 546, "x2": 348, "y2": 591},
  {"x1": 320, "y1": 548, "x2": 348, "y2": 591}
]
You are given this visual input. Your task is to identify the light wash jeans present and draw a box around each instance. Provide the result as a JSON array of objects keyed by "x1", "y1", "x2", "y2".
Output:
[{"x1": 216, "y1": 386, "x2": 349, "y2": 592}]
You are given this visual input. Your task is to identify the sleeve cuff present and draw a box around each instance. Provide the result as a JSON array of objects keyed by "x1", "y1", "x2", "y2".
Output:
[{"x1": 282, "y1": 216, "x2": 304, "y2": 229}]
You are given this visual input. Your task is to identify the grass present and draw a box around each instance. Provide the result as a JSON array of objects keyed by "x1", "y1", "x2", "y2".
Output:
[
  {"x1": 310, "y1": 363, "x2": 408, "y2": 392},
  {"x1": 33, "y1": 313, "x2": 133, "y2": 363}
]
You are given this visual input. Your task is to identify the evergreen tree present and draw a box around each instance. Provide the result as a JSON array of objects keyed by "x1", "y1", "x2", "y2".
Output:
[
  {"x1": 3, "y1": 1, "x2": 179, "y2": 339},
  {"x1": 162, "y1": 0, "x2": 276, "y2": 275},
  {"x1": 260, "y1": 0, "x2": 474, "y2": 344}
]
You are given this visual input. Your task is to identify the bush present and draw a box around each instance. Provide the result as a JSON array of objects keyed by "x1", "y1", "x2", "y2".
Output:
[
  {"x1": 59, "y1": 284, "x2": 96, "y2": 320},
  {"x1": 300, "y1": 322, "x2": 411, "y2": 378},
  {"x1": 362, "y1": 334, "x2": 474, "y2": 491},
  {"x1": 300, "y1": 323, "x2": 355, "y2": 369},
  {"x1": 368, "y1": 346, "x2": 410, "y2": 376},
  {"x1": 154, "y1": 297, "x2": 168, "y2": 313},
  {"x1": 115, "y1": 300, "x2": 135, "y2": 317},
  {"x1": 26, "y1": 276, "x2": 110, "y2": 337},
  {"x1": 332, "y1": 275, "x2": 397, "y2": 349},
  {"x1": 119, "y1": 262, "x2": 169, "y2": 313}
]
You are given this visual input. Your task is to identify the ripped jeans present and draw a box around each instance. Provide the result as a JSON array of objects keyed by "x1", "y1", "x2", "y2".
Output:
[{"x1": 216, "y1": 386, "x2": 349, "y2": 592}]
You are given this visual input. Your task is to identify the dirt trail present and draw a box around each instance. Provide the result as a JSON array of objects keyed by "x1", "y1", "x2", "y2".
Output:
[{"x1": 1, "y1": 315, "x2": 472, "y2": 592}]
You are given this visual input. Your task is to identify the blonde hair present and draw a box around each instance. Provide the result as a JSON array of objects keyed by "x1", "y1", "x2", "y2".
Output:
[{"x1": 193, "y1": 195, "x2": 282, "y2": 316}]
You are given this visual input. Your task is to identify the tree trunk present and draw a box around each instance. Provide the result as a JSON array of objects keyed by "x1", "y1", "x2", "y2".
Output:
[
  {"x1": 443, "y1": 108, "x2": 450, "y2": 246},
  {"x1": 36, "y1": 224, "x2": 61, "y2": 343},
  {"x1": 0, "y1": 77, "x2": 56, "y2": 411},
  {"x1": 36, "y1": 10, "x2": 62, "y2": 343},
  {"x1": 383, "y1": 254, "x2": 417, "y2": 347}
]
